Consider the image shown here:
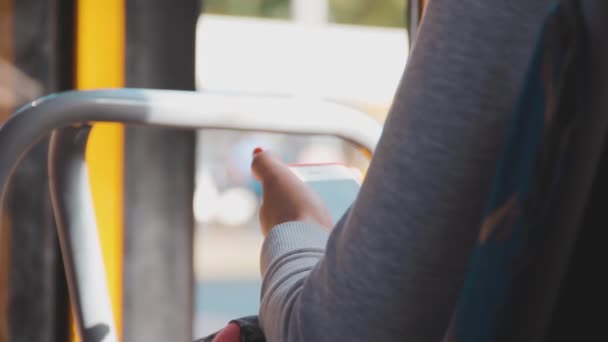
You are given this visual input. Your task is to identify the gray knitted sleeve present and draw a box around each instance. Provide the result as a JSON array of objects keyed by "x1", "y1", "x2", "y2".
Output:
[{"x1": 259, "y1": 0, "x2": 553, "y2": 341}]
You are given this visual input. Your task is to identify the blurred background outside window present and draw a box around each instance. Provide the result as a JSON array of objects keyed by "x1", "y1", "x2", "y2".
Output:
[
  {"x1": 194, "y1": 0, "x2": 409, "y2": 336},
  {"x1": 0, "y1": 0, "x2": 409, "y2": 337}
]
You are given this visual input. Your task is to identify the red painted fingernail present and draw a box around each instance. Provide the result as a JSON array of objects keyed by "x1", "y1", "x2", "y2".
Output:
[{"x1": 252, "y1": 147, "x2": 263, "y2": 156}]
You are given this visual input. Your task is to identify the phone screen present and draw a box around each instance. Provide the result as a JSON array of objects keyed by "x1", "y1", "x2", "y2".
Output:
[{"x1": 306, "y1": 179, "x2": 360, "y2": 223}]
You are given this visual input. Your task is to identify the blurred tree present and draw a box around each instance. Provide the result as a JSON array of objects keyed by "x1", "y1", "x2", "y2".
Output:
[
  {"x1": 203, "y1": 0, "x2": 290, "y2": 19},
  {"x1": 330, "y1": 0, "x2": 406, "y2": 28},
  {"x1": 202, "y1": 0, "x2": 407, "y2": 28}
]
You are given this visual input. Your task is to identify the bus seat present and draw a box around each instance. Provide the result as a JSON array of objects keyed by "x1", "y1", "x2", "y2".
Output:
[{"x1": 446, "y1": 0, "x2": 608, "y2": 341}]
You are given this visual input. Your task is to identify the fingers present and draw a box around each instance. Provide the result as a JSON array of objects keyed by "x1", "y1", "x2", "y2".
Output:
[
  {"x1": 211, "y1": 323, "x2": 240, "y2": 342},
  {"x1": 251, "y1": 148, "x2": 288, "y2": 183}
]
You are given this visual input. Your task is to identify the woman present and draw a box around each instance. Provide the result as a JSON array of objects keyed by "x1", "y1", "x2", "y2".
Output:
[{"x1": 252, "y1": 0, "x2": 554, "y2": 341}]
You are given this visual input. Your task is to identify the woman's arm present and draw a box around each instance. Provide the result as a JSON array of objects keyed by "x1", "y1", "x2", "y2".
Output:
[{"x1": 257, "y1": 0, "x2": 553, "y2": 340}]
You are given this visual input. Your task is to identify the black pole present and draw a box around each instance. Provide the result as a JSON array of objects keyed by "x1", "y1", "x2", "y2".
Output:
[
  {"x1": 406, "y1": 0, "x2": 426, "y2": 49},
  {"x1": 123, "y1": 0, "x2": 198, "y2": 341}
]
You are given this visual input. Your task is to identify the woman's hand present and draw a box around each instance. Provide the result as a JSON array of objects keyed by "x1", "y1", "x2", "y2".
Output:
[{"x1": 251, "y1": 148, "x2": 333, "y2": 236}]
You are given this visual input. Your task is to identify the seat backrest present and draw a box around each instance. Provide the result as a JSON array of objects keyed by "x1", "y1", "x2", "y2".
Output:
[
  {"x1": 543, "y1": 0, "x2": 608, "y2": 340},
  {"x1": 445, "y1": 0, "x2": 608, "y2": 340}
]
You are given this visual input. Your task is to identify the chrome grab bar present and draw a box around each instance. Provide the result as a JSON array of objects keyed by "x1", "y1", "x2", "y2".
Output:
[{"x1": 0, "y1": 89, "x2": 382, "y2": 342}]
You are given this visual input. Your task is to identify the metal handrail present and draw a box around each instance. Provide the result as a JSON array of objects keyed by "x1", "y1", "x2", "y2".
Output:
[{"x1": 0, "y1": 89, "x2": 382, "y2": 342}]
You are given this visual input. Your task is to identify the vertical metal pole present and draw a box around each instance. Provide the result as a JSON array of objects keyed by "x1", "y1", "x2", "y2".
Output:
[
  {"x1": 407, "y1": 0, "x2": 427, "y2": 48},
  {"x1": 49, "y1": 127, "x2": 118, "y2": 342},
  {"x1": 123, "y1": 0, "x2": 198, "y2": 341},
  {"x1": 75, "y1": 0, "x2": 126, "y2": 336}
]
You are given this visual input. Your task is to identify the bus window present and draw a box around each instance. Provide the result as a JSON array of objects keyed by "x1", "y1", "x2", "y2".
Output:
[{"x1": 194, "y1": 0, "x2": 408, "y2": 336}]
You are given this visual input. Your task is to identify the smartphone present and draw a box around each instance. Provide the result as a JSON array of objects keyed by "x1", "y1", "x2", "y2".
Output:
[{"x1": 288, "y1": 163, "x2": 361, "y2": 223}]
